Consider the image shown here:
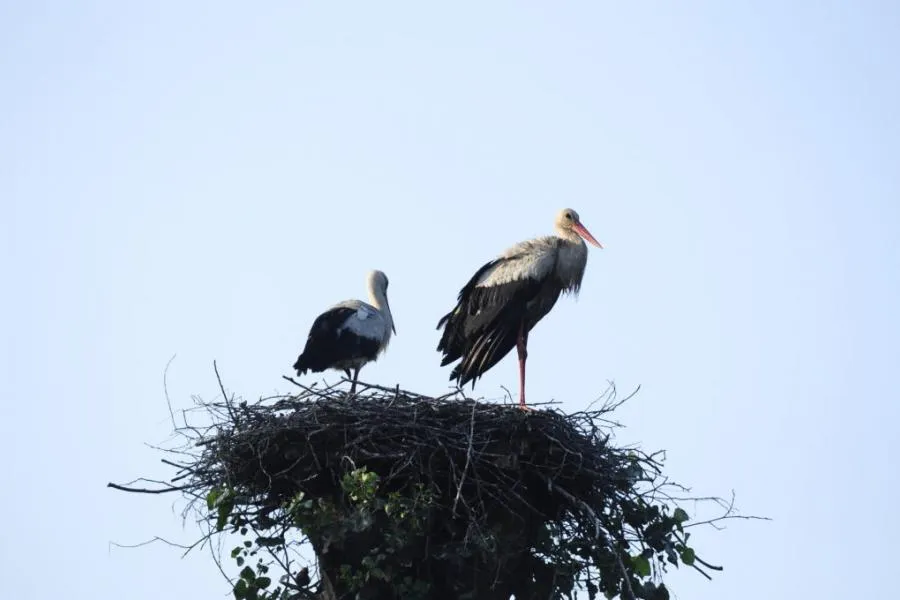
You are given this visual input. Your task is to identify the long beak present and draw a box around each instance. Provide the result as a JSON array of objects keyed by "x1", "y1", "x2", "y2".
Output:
[
  {"x1": 572, "y1": 221, "x2": 603, "y2": 248},
  {"x1": 385, "y1": 297, "x2": 397, "y2": 335}
]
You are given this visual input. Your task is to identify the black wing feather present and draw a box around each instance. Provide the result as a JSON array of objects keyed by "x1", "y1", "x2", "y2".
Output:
[
  {"x1": 436, "y1": 256, "x2": 545, "y2": 387},
  {"x1": 293, "y1": 306, "x2": 380, "y2": 375},
  {"x1": 436, "y1": 258, "x2": 502, "y2": 363}
]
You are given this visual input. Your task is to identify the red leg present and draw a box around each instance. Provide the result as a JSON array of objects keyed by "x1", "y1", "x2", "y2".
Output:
[{"x1": 516, "y1": 321, "x2": 530, "y2": 410}]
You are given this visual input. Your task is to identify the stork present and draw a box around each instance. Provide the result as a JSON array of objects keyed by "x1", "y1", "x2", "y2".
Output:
[
  {"x1": 436, "y1": 208, "x2": 602, "y2": 409},
  {"x1": 293, "y1": 270, "x2": 396, "y2": 393}
]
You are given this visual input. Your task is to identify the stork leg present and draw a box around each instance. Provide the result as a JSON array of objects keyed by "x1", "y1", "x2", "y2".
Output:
[
  {"x1": 349, "y1": 366, "x2": 361, "y2": 394},
  {"x1": 342, "y1": 369, "x2": 355, "y2": 394},
  {"x1": 516, "y1": 320, "x2": 531, "y2": 411}
]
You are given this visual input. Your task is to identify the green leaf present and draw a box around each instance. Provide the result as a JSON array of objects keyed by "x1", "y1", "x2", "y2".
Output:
[
  {"x1": 680, "y1": 547, "x2": 696, "y2": 566},
  {"x1": 236, "y1": 557, "x2": 245, "y2": 567},
  {"x1": 207, "y1": 488, "x2": 223, "y2": 511},
  {"x1": 212, "y1": 488, "x2": 235, "y2": 531},
  {"x1": 631, "y1": 554, "x2": 651, "y2": 578},
  {"x1": 216, "y1": 500, "x2": 234, "y2": 532},
  {"x1": 233, "y1": 579, "x2": 248, "y2": 600},
  {"x1": 231, "y1": 546, "x2": 243, "y2": 559},
  {"x1": 255, "y1": 577, "x2": 271, "y2": 589},
  {"x1": 673, "y1": 508, "x2": 689, "y2": 523},
  {"x1": 240, "y1": 566, "x2": 256, "y2": 582}
]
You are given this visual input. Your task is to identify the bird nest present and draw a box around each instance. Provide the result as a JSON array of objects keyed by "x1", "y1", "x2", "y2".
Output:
[{"x1": 110, "y1": 376, "x2": 736, "y2": 600}]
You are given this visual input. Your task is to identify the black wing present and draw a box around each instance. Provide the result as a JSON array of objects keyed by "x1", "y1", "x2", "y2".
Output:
[
  {"x1": 436, "y1": 258, "x2": 500, "y2": 358},
  {"x1": 436, "y1": 257, "x2": 545, "y2": 387},
  {"x1": 293, "y1": 306, "x2": 380, "y2": 375}
]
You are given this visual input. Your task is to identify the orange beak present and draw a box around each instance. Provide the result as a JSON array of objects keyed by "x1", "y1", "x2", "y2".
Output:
[{"x1": 572, "y1": 221, "x2": 603, "y2": 248}]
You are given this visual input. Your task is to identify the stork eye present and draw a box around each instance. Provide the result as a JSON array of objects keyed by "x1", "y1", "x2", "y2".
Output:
[{"x1": 565, "y1": 212, "x2": 573, "y2": 220}]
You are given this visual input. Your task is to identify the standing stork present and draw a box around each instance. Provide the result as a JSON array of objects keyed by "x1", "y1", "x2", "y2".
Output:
[
  {"x1": 436, "y1": 208, "x2": 602, "y2": 409},
  {"x1": 293, "y1": 270, "x2": 396, "y2": 393}
]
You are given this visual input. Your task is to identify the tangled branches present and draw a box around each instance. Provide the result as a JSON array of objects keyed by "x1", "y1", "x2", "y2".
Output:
[{"x1": 109, "y1": 375, "x2": 752, "y2": 600}]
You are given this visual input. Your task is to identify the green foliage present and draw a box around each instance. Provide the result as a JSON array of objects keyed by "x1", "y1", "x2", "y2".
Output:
[
  {"x1": 206, "y1": 467, "x2": 441, "y2": 600},
  {"x1": 201, "y1": 486, "x2": 291, "y2": 600},
  {"x1": 522, "y1": 465, "x2": 713, "y2": 600},
  {"x1": 206, "y1": 463, "x2": 712, "y2": 600},
  {"x1": 229, "y1": 560, "x2": 275, "y2": 600},
  {"x1": 226, "y1": 537, "x2": 285, "y2": 600},
  {"x1": 289, "y1": 466, "x2": 436, "y2": 599},
  {"x1": 341, "y1": 466, "x2": 380, "y2": 507},
  {"x1": 207, "y1": 486, "x2": 235, "y2": 532}
]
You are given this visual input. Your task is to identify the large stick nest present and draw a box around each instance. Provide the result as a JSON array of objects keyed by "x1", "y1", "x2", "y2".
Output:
[
  {"x1": 208, "y1": 383, "x2": 641, "y2": 524},
  {"x1": 113, "y1": 377, "x2": 734, "y2": 600}
]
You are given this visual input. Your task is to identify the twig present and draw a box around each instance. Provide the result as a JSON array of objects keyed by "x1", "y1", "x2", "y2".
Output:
[
  {"x1": 163, "y1": 354, "x2": 178, "y2": 431},
  {"x1": 214, "y1": 360, "x2": 235, "y2": 423},
  {"x1": 108, "y1": 536, "x2": 195, "y2": 552},
  {"x1": 106, "y1": 482, "x2": 188, "y2": 494},
  {"x1": 452, "y1": 402, "x2": 477, "y2": 515}
]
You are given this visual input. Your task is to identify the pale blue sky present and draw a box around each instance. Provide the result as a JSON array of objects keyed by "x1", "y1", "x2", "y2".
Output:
[{"x1": 3, "y1": 1, "x2": 898, "y2": 598}]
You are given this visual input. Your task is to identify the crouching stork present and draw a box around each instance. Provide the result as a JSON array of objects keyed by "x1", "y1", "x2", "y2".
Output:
[
  {"x1": 436, "y1": 208, "x2": 602, "y2": 409},
  {"x1": 293, "y1": 270, "x2": 396, "y2": 393}
]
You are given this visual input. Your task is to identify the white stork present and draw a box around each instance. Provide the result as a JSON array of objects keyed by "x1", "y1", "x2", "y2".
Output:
[
  {"x1": 293, "y1": 270, "x2": 396, "y2": 393},
  {"x1": 436, "y1": 208, "x2": 602, "y2": 409}
]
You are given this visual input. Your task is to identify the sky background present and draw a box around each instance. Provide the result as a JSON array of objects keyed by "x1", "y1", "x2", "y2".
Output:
[{"x1": 3, "y1": 1, "x2": 899, "y2": 598}]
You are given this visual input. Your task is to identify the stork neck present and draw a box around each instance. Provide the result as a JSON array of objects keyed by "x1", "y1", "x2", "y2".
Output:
[
  {"x1": 368, "y1": 287, "x2": 386, "y2": 311},
  {"x1": 556, "y1": 226, "x2": 586, "y2": 245},
  {"x1": 372, "y1": 288, "x2": 395, "y2": 342},
  {"x1": 369, "y1": 286, "x2": 393, "y2": 326}
]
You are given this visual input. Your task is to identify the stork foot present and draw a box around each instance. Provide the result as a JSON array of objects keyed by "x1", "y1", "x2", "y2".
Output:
[{"x1": 518, "y1": 391, "x2": 533, "y2": 412}]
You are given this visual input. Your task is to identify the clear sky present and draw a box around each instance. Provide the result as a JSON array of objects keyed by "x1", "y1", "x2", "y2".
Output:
[{"x1": 3, "y1": 1, "x2": 898, "y2": 598}]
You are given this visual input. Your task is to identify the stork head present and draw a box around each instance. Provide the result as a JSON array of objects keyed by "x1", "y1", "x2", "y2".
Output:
[
  {"x1": 367, "y1": 269, "x2": 389, "y2": 293},
  {"x1": 556, "y1": 208, "x2": 603, "y2": 248},
  {"x1": 367, "y1": 269, "x2": 396, "y2": 334}
]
